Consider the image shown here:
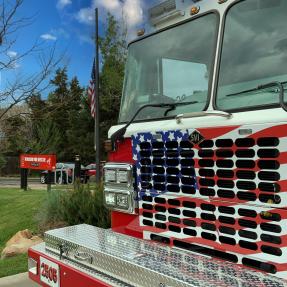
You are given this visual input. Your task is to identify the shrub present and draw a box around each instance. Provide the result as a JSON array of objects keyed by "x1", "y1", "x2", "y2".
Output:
[
  {"x1": 0, "y1": 155, "x2": 6, "y2": 170},
  {"x1": 37, "y1": 189, "x2": 67, "y2": 233},
  {"x1": 38, "y1": 184, "x2": 110, "y2": 233},
  {"x1": 61, "y1": 184, "x2": 110, "y2": 228}
]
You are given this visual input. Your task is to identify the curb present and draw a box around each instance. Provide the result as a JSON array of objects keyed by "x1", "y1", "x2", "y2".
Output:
[{"x1": 0, "y1": 272, "x2": 38, "y2": 286}]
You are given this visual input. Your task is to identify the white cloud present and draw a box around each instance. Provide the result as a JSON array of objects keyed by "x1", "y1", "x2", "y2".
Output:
[
  {"x1": 6, "y1": 51, "x2": 20, "y2": 69},
  {"x1": 40, "y1": 29, "x2": 69, "y2": 42},
  {"x1": 11, "y1": 62, "x2": 20, "y2": 69},
  {"x1": 51, "y1": 28, "x2": 70, "y2": 39},
  {"x1": 40, "y1": 34, "x2": 57, "y2": 41},
  {"x1": 76, "y1": 7, "x2": 94, "y2": 25},
  {"x1": 7, "y1": 51, "x2": 17, "y2": 58},
  {"x1": 76, "y1": 0, "x2": 143, "y2": 28},
  {"x1": 99, "y1": 0, "x2": 121, "y2": 10},
  {"x1": 57, "y1": 0, "x2": 72, "y2": 9},
  {"x1": 123, "y1": 0, "x2": 143, "y2": 27}
]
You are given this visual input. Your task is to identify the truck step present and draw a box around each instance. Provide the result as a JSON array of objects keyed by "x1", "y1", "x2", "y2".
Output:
[{"x1": 44, "y1": 224, "x2": 286, "y2": 287}]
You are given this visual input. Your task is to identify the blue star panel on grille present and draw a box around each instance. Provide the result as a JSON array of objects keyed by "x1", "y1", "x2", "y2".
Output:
[{"x1": 132, "y1": 130, "x2": 198, "y2": 200}]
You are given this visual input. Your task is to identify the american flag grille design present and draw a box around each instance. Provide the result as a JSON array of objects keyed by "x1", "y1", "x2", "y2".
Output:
[{"x1": 131, "y1": 123, "x2": 287, "y2": 279}]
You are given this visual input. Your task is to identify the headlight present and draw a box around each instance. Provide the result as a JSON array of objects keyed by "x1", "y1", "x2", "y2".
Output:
[
  {"x1": 105, "y1": 192, "x2": 116, "y2": 206},
  {"x1": 117, "y1": 170, "x2": 128, "y2": 183},
  {"x1": 104, "y1": 163, "x2": 133, "y2": 187},
  {"x1": 116, "y1": 194, "x2": 129, "y2": 209},
  {"x1": 103, "y1": 163, "x2": 137, "y2": 214},
  {"x1": 105, "y1": 169, "x2": 116, "y2": 182}
]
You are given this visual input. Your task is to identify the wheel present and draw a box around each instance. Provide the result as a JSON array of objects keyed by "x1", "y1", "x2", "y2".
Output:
[{"x1": 40, "y1": 175, "x2": 46, "y2": 184}]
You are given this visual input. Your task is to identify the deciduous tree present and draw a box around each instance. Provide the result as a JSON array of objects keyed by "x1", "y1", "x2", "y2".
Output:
[{"x1": 0, "y1": 0, "x2": 62, "y2": 120}]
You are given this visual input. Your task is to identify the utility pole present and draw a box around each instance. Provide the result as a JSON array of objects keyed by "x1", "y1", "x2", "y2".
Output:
[{"x1": 95, "y1": 8, "x2": 101, "y2": 184}]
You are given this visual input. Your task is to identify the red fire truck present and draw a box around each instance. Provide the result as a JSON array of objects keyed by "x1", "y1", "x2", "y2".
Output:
[{"x1": 28, "y1": 0, "x2": 287, "y2": 286}]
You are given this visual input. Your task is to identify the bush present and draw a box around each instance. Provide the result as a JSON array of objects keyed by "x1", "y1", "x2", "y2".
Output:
[
  {"x1": 37, "y1": 189, "x2": 67, "y2": 233},
  {"x1": 38, "y1": 184, "x2": 110, "y2": 233},
  {"x1": 0, "y1": 154, "x2": 6, "y2": 170}
]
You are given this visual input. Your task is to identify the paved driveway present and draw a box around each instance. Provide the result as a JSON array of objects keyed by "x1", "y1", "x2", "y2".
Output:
[
  {"x1": 0, "y1": 177, "x2": 45, "y2": 189},
  {"x1": 0, "y1": 273, "x2": 38, "y2": 287}
]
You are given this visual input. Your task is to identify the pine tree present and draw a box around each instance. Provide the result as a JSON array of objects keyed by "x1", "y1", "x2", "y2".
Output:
[
  {"x1": 66, "y1": 78, "x2": 95, "y2": 163},
  {"x1": 47, "y1": 68, "x2": 71, "y2": 160},
  {"x1": 99, "y1": 14, "x2": 127, "y2": 147}
]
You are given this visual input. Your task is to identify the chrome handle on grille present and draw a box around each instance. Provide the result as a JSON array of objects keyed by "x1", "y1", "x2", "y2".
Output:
[
  {"x1": 176, "y1": 111, "x2": 232, "y2": 123},
  {"x1": 74, "y1": 252, "x2": 93, "y2": 264}
]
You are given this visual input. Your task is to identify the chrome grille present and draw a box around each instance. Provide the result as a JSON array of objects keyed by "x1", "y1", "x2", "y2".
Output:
[{"x1": 131, "y1": 126, "x2": 287, "y2": 277}]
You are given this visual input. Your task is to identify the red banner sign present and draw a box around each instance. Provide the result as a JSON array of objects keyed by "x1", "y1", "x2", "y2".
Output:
[{"x1": 20, "y1": 154, "x2": 56, "y2": 171}]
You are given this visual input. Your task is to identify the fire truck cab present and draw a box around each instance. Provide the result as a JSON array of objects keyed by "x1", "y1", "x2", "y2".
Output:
[{"x1": 29, "y1": 0, "x2": 287, "y2": 286}]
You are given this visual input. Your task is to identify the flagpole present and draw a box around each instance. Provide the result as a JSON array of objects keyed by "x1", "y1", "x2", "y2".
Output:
[{"x1": 95, "y1": 8, "x2": 101, "y2": 184}]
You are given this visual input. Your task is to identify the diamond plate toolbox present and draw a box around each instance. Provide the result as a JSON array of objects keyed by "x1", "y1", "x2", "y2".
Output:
[{"x1": 44, "y1": 224, "x2": 287, "y2": 287}]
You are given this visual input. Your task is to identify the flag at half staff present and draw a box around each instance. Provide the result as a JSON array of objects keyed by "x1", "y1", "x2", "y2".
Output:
[{"x1": 88, "y1": 58, "x2": 96, "y2": 118}]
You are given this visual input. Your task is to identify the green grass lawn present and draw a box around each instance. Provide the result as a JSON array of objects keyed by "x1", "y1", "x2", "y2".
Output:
[{"x1": 0, "y1": 188, "x2": 45, "y2": 278}]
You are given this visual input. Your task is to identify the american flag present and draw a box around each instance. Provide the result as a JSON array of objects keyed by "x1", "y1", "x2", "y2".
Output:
[{"x1": 88, "y1": 59, "x2": 96, "y2": 118}]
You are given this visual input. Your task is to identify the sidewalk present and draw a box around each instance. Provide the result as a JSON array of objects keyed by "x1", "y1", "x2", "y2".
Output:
[{"x1": 0, "y1": 273, "x2": 38, "y2": 287}]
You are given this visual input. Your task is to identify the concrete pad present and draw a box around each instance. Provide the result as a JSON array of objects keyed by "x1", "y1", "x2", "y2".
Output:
[{"x1": 0, "y1": 273, "x2": 38, "y2": 287}]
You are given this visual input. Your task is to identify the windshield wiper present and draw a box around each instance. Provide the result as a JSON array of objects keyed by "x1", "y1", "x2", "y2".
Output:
[
  {"x1": 226, "y1": 81, "x2": 287, "y2": 112},
  {"x1": 110, "y1": 100, "x2": 198, "y2": 144}
]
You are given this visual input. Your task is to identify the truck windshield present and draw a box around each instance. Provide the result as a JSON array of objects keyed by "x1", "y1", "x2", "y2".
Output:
[
  {"x1": 119, "y1": 14, "x2": 218, "y2": 123},
  {"x1": 217, "y1": 0, "x2": 287, "y2": 111}
]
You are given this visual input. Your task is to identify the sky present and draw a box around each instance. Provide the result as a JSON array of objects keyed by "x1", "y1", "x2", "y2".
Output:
[{"x1": 3, "y1": 0, "x2": 158, "y2": 96}]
